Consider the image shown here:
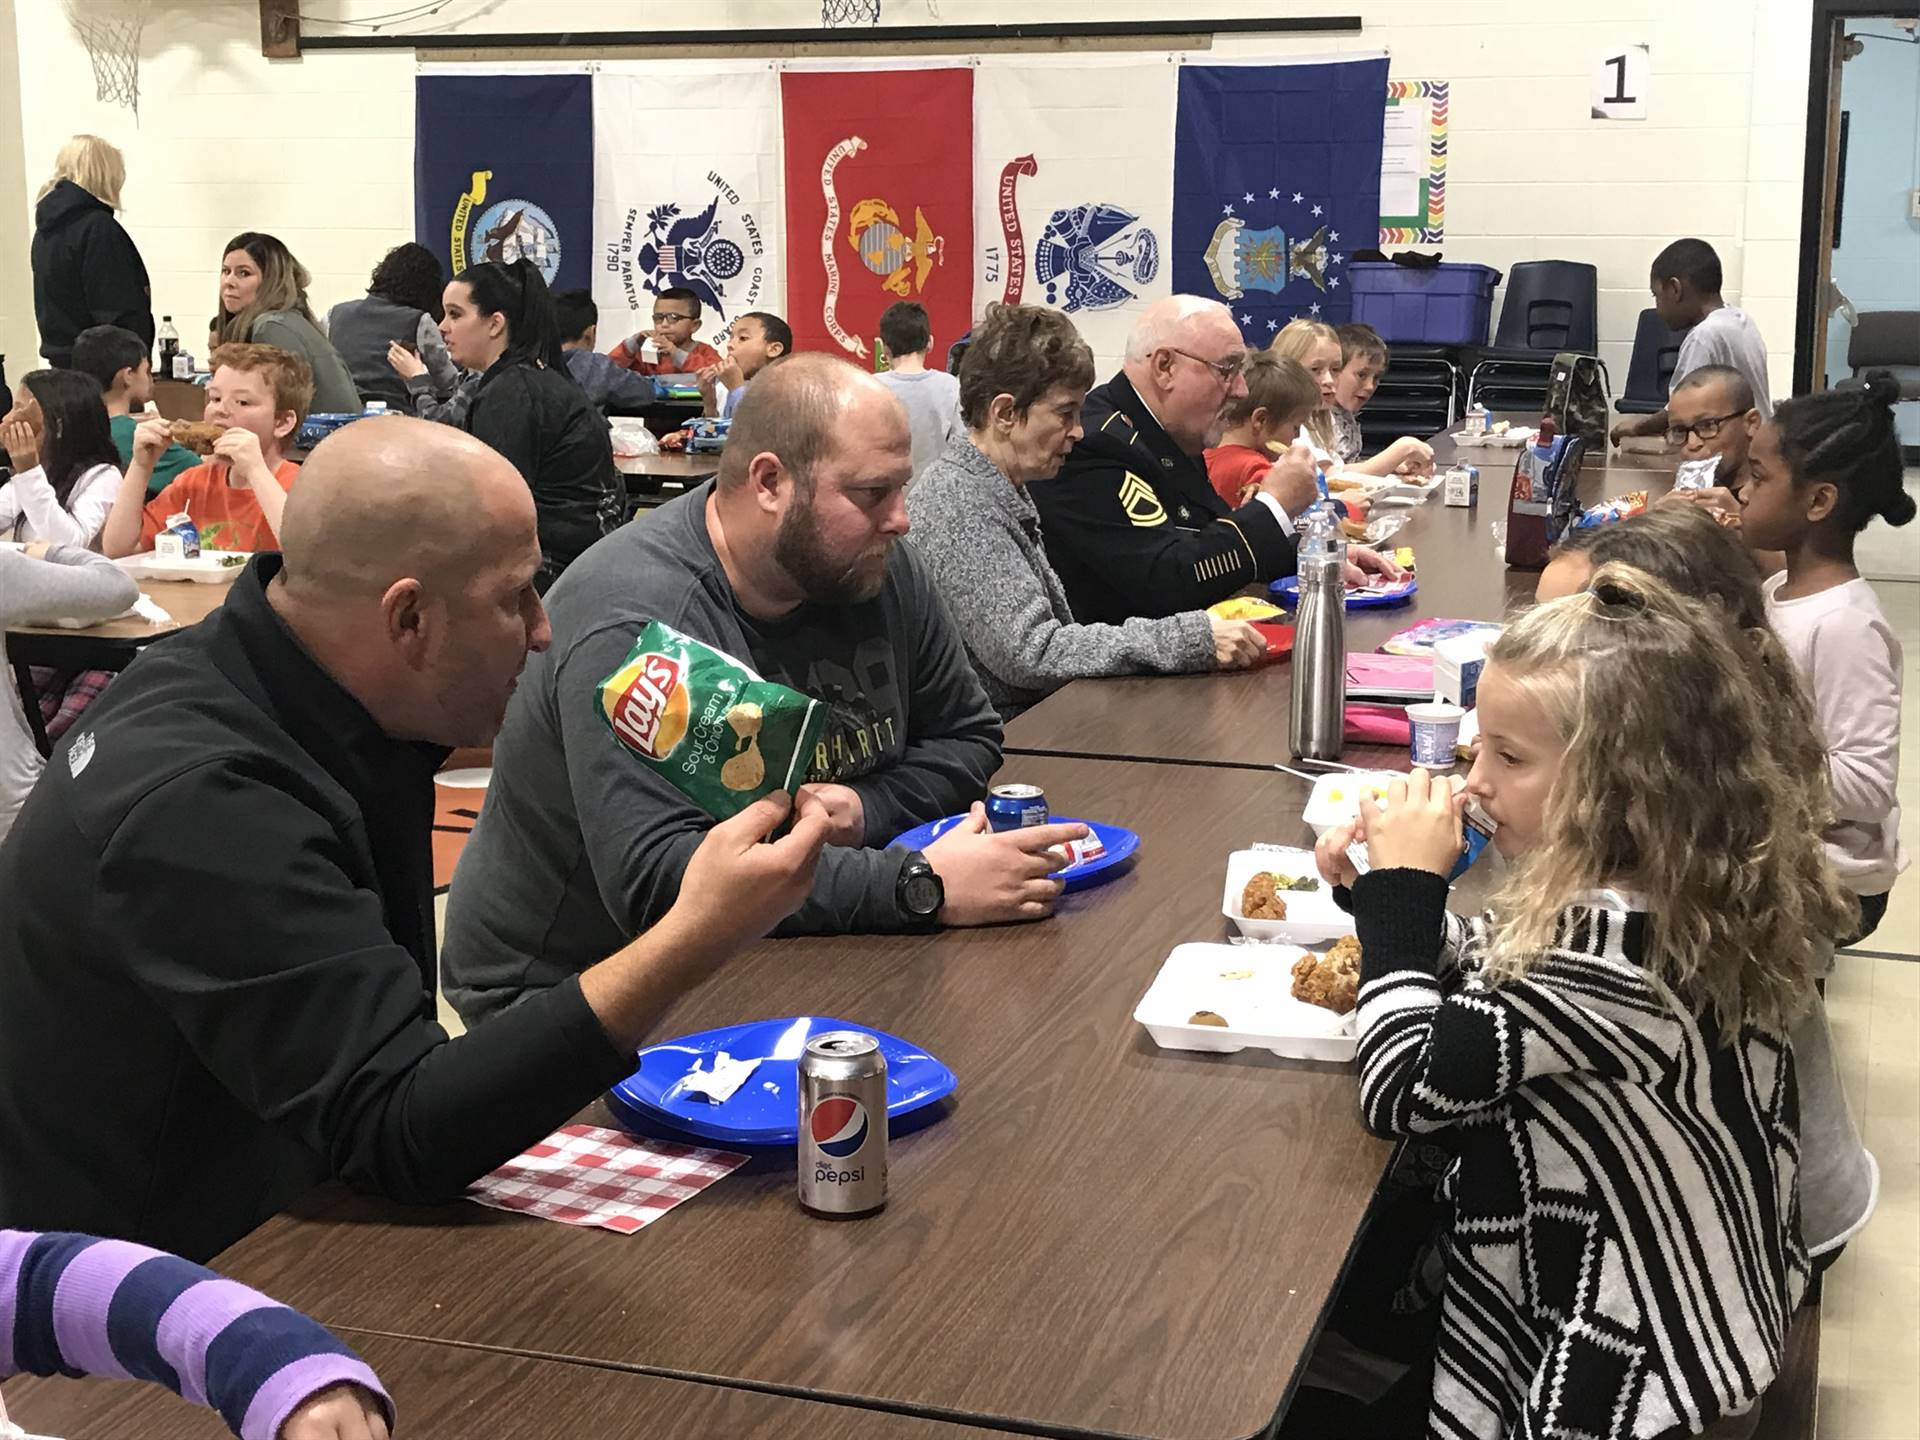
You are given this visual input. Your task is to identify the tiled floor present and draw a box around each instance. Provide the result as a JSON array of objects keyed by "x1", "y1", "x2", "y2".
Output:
[{"x1": 1818, "y1": 572, "x2": 1920, "y2": 1440}]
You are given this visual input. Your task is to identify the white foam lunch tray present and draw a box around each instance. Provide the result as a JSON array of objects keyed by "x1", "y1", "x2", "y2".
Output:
[
  {"x1": 1134, "y1": 941, "x2": 1357, "y2": 1062},
  {"x1": 1221, "y1": 846, "x2": 1355, "y2": 944},
  {"x1": 118, "y1": 550, "x2": 249, "y2": 584}
]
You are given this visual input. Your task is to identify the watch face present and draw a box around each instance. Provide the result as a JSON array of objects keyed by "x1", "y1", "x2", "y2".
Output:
[{"x1": 904, "y1": 869, "x2": 943, "y2": 916}]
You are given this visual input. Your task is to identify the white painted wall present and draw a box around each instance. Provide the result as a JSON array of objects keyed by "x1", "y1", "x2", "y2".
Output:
[{"x1": 1, "y1": 0, "x2": 1814, "y2": 402}]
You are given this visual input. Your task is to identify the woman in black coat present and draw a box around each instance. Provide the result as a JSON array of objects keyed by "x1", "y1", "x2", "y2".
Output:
[
  {"x1": 30, "y1": 136, "x2": 153, "y2": 369},
  {"x1": 437, "y1": 259, "x2": 622, "y2": 591}
]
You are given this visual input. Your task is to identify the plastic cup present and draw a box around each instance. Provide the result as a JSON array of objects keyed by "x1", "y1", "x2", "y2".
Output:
[{"x1": 1408, "y1": 701, "x2": 1466, "y2": 768}]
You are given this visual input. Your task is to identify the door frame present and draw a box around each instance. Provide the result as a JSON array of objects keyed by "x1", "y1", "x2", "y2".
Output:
[{"x1": 1796, "y1": 1, "x2": 1920, "y2": 394}]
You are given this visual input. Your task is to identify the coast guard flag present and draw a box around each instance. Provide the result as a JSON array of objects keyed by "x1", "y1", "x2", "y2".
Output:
[
  {"x1": 781, "y1": 67, "x2": 974, "y2": 363},
  {"x1": 972, "y1": 61, "x2": 1176, "y2": 377},
  {"x1": 1172, "y1": 58, "x2": 1388, "y2": 346},
  {"x1": 593, "y1": 63, "x2": 785, "y2": 357},
  {"x1": 414, "y1": 73, "x2": 594, "y2": 292}
]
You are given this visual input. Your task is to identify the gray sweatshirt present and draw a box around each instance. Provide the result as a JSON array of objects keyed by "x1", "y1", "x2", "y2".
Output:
[
  {"x1": 441, "y1": 483, "x2": 1003, "y2": 1024},
  {"x1": 906, "y1": 434, "x2": 1216, "y2": 719},
  {"x1": 1, "y1": 546, "x2": 140, "y2": 840}
]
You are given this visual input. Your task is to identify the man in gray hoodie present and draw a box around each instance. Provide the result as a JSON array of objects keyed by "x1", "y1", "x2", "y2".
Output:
[{"x1": 444, "y1": 353, "x2": 1086, "y2": 1024}]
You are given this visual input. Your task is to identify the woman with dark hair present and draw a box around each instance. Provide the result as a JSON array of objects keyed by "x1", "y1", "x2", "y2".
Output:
[
  {"x1": 214, "y1": 231, "x2": 361, "y2": 413},
  {"x1": 905, "y1": 304, "x2": 1267, "y2": 719},
  {"x1": 438, "y1": 258, "x2": 620, "y2": 589},
  {"x1": 0, "y1": 369, "x2": 123, "y2": 545},
  {"x1": 328, "y1": 242, "x2": 459, "y2": 410}
]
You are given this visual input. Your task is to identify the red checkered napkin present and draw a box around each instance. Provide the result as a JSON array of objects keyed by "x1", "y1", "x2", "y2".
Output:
[{"x1": 467, "y1": 1123, "x2": 748, "y2": 1234}]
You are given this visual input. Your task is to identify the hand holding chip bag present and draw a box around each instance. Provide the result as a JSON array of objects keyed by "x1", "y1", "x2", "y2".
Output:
[{"x1": 597, "y1": 620, "x2": 827, "y2": 820}]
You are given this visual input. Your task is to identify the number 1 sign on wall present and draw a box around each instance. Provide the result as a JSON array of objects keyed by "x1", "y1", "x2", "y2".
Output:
[{"x1": 1592, "y1": 45, "x2": 1651, "y2": 121}]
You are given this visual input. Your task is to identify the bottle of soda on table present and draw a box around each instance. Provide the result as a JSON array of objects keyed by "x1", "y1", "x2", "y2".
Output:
[{"x1": 156, "y1": 316, "x2": 179, "y2": 376}]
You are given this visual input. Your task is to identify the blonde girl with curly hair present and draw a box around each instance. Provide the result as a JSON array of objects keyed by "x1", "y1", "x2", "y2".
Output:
[{"x1": 1311, "y1": 561, "x2": 1852, "y2": 1440}]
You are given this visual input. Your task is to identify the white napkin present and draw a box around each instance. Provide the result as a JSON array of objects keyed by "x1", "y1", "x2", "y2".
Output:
[
  {"x1": 132, "y1": 594, "x2": 174, "y2": 626},
  {"x1": 667, "y1": 1051, "x2": 762, "y2": 1105}
]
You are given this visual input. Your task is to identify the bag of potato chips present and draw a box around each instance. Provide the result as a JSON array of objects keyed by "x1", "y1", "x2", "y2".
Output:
[{"x1": 597, "y1": 620, "x2": 826, "y2": 820}]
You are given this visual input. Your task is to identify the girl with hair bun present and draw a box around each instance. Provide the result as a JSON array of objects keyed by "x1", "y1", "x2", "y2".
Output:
[{"x1": 1738, "y1": 370, "x2": 1913, "y2": 943}]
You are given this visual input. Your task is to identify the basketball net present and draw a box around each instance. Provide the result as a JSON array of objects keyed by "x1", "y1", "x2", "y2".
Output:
[
  {"x1": 820, "y1": 0, "x2": 881, "y2": 24},
  {"x1": 64, "y1": 0, "x2": 151, "y2": 115}
]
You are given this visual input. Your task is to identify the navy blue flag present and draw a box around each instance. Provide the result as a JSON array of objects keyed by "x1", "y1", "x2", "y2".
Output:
[
  {"x1": 1172, "y1": 59, "x2": 1388, "y2": 346},
  {"x1": 415, "y1": 74, "x2": 594, "y2": 292}
]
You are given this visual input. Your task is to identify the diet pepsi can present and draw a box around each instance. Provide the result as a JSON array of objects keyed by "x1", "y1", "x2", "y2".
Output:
[
  {"x1": 798, "y1": 1030, "x2": 888, "y2": 1217},
  {"x1": 985, "y1": 783, "x2": 1049, "y2": 832}
]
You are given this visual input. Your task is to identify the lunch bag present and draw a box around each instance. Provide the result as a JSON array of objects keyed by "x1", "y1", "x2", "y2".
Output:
[{"x1": 1545, "y1": 351, "x2": 1610, "y2": 447}]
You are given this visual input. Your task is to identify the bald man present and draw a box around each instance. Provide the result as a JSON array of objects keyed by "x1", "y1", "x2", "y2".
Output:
[
  {"x1": 443, "y1": 354, "x2": 1064, "y2": 1027},
  {"x1": 0, "y1": 417, "x2": 828, "y2": 1261},
  {"x1": 1033, "y1": 296, "x2": 1393, "y2": 625}
]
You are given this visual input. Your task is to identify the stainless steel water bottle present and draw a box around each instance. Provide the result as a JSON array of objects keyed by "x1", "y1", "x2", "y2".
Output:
[{"x1": 1289, "y1": 506, "x2": 1347, "y2": 762}]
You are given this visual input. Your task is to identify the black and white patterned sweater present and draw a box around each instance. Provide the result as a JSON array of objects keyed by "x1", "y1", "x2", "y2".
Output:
[{"x1": 1350, "y1": 868, "x2": 1809, "y2": 1440}]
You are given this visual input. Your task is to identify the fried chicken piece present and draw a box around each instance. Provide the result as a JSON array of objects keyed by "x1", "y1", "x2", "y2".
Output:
[
  {"x1": 1291, "y1": 936, "x2": 1362, "y2": 1016},
  {"x1": 1239, "y1": 872, "x2": 1290, "y2": 921},
  {"x1": 168, "y1": 419, "x2": 228, "y2": 455}
]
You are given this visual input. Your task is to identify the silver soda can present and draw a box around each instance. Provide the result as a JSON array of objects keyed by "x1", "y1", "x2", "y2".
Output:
[{"x1": 798, "y1": 1030, "x2": 888, "y2": 1217}]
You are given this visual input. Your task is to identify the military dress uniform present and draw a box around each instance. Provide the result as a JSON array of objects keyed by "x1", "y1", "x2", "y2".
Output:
[{"x1": 1033, "y1": 373, "x2": 1298, "y2": 625}]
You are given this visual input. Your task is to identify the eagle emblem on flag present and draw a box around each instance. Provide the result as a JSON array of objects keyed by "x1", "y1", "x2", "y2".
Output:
[{"x1": 1202, "y1": 218, "x2": 1331, "y2": 300}]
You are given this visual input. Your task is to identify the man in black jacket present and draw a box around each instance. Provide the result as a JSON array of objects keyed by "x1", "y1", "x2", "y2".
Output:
[
  {"x1": 0, "y1": 417, "x2": 828, "y2": 1262},
  {"x1": 1032, "y1": 295, "x2": 1400, "y2": 624},
  {"x1": 31, "y1": 176, "x2": 154, "y2": 368}
]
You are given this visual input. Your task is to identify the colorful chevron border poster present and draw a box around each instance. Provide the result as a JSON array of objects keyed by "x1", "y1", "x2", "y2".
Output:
[{"x1": 1378, "y1": 79, "x2": 1448, "y2": 246}]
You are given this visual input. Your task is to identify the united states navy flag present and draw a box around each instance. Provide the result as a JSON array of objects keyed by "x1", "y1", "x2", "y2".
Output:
[
  {"x1": 1172, "y1": 58, "x2": 1388, "y2": 346},
  {"x1": 414, "y1": 74, "x2": 595, "y2": 292}
]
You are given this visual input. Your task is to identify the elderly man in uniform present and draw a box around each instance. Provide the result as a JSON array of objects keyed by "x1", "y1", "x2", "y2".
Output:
[{"x1": 1032, "y1": 295, "x2": 1402, "y2": 625}]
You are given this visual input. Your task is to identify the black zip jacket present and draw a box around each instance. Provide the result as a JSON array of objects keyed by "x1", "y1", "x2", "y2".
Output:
[
  {"x1": 1029, "y1": 372, "x2": 1297, "y2": 625},
  {"x1": 30, "y1": 179, "x2": 154, "y2": 367},
  {"x1": 0, "y1": 557, "x2": 633, "y2": 1261}
]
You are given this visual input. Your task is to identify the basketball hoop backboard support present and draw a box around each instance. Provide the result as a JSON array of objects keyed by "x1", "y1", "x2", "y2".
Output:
[{"x1": 260, "y1": 0, "x2": 301, "y2": 58}]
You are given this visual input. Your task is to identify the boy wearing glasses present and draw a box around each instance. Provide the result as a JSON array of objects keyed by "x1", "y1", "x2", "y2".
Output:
[
  {"x1": 609, "y1": 286, "x2": 724, "y2": 376},
  {"x1": 1612, "y1": 238, "x2": 1772, "y2": 447}
]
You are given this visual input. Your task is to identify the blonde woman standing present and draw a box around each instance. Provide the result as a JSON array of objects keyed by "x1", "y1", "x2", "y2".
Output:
[
  {"x1": 30, "y1": 135, "x2": 152, "y2": 368},
  {"x1": 214, "y1": 231, "x2": 362, "y2": 413}
]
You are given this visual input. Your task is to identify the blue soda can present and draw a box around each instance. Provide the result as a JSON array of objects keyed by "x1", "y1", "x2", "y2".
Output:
[{"x1": 985, "y1": 783, "x2": 1049, "y2": 832}]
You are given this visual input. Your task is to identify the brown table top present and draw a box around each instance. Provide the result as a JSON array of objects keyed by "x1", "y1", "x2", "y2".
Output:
[
  {"x1": 1004, "y1": 437, "x2": 1681, "y2": 770},
  {"x1": 620, "y1": 451, "x2": 721, "y2": 478},
  {"x1": 6, "y1": 575, "x2": 229, "y2": 643},
  {"x1": 2, "y1": 1330, "x2": 998, "y2": 1439},
  {"x1": 211, "y1": 754, "x2": 1391, "y2": 1440}
]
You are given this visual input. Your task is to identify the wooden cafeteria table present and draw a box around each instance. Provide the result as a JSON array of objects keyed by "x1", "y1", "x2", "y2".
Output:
[
  {"x1": 621, "y1": 450, "x2": 719, "y2": 512},
  {"x1": 5, "y1": 577, "x2": 230, "y2": 755},
  {"x1": 1004, "y1": 435, "x2": 1682, "y2": 770},
  {"x1": 210, "y1": 753, "x2": 1394, "y2": 1440},
  {"x1": 2, "y1": 1331, "x2": 1002, "y2": 1439}
]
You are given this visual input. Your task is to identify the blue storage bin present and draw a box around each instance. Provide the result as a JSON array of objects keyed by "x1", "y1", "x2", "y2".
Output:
[{"x1": 1348, "y1": 262, "x2": 1502, "y2": 347}]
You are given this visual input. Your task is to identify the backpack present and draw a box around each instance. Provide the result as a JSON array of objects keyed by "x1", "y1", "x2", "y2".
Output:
[{"x1": 1545, "y1": 351, "x2": 1610, "y2": 447}]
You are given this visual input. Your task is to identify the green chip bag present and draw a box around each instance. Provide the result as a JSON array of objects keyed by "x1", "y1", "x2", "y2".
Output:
[{"x1": 596, "y1": 620, "x2": 827, "y2": 819}]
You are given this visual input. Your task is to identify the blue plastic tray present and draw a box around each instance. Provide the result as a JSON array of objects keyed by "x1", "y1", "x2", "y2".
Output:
[
  {"x1": 1270, "y1": 575, "x2": 1418, "y2": 611},
  {"x1": 608, "y1": 1017, "x2": 955, "y2": 1146},
  {"x1": 888, "y1": 816, "x2": 1140, "y2": 893}
]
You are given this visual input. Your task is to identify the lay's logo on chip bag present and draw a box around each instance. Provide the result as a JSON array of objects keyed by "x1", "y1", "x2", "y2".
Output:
[
  {"x1": 595, "y1": 620, "x2": 829, "y2": 822},
  {"x1": 603, "y1": 649, "x2": 691, "y2": 759}
]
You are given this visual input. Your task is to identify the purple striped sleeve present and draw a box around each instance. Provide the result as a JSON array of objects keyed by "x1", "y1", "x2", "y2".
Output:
[
  {"x1": 0, "y1": 1229, "x2": 38, "y2": 1376},
  {"x1": 239, "y1": 1354, "x2": 393, "y2": 1440},
  {"x1": 49, "y1": 1238, "x2": 161, "y2": 1383},
  {"x1": 155, "y1": 1281, "x2": 277, "y2": 1406}
]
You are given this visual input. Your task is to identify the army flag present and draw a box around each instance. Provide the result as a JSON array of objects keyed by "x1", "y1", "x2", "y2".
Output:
[
  {"x1": 414, "y1": 72, "x2": 595, "y2": 292},
  {"x1": 780, "y1": 67, "x2": 974, "y2": 363},
  {"x1": 972, "y1": 60, "x2": 1176, "y2": 377},
  {"x1": 592, "y1": 63, "x2": 784, "y2": 359},
  {"x1": 1171, "y1": 57, "x2": 1389, "y2": 346}
]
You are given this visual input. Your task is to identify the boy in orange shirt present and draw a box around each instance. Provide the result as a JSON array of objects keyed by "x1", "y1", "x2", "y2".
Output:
[
  {"x1": 102, "y1": 343, "x2": 312, "y2": 558},
  {"x1": 1204, "y1": 354, "x2": 1326, "y2": 508},
  {"x1": 606, "y1": 287, "x2": 724, "y2": 376}
]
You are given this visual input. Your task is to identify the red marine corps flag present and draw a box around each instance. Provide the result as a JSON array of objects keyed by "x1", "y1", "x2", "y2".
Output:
[{"x1": 780, "y1": 67, "x2": 974, "y2": 364}]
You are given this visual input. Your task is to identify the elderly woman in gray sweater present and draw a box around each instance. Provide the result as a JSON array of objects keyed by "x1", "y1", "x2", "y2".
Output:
[{"x1": 906, "y1": 304, "x2": 1266, "y2": 720}]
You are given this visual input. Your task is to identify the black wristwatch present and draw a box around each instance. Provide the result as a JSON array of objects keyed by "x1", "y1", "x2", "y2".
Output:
[{"x1": 897, "y1": 850, "x2": 945, "y2": 922}]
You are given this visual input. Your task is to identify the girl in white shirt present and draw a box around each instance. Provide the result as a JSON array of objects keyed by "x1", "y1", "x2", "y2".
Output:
[
  {"x1": 1737, "y1": 370, "x2": 1913, "y2": 942},
  {"x1": 0, "y1": 368, "x2": 123, "y2": 546}
]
